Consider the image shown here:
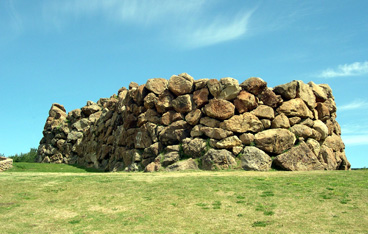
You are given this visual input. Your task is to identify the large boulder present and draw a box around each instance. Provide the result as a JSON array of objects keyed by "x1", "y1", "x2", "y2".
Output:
[
  {"x1": 142, "y1": 142, "x2": 162, "y2": 158},
  {"x1": 336, "y1": 151, "x2": 351, "y2": 170},
  {"x1": 318, "y1": 145, "x2": 338, "y2": 170},
  {"x1": 316, "y1": 102, "x2": 330, "y2": 121},
  {"x1": 200, "y1": 117, "x2": 220, "y2": 128},
  {"x1": 240, "y1": 77, "x2": 267, "y2": 95},
  {"x1": 194, "y1": 78, "x2": 209, "y2": 90},
  {"x1": 215, "y1": 136, "x2": 242, "y2": 149},
  {"x1": 159, "y1": 120, "x2": 191, "y2": 145},
  {"x1": 258, "y1": 88, "x2": 282, "y2": 108},
  {"x1": 296, "y1": 80, "x2": 316, "y2": 109},
  {"x1": 168, "y1": 74, "x2": 194, "y2": 96},
  {"x1": 218, "y1": 77, "x2": 242, "y2": 100},
  {"x1": 273, "y1": 81, "x2": 298, "y2": 100},
  {"x1": 172, "y1": 94, "x2": 192, "y2": 113},
  {"x1": 325, "y1": 118, "x2": 341, "y2": 135},
  {"x1": 68, "y1": 108, "x2": 82, "y2": 122},
  {"x1": 323, "y1": 134, "x2": 345, "y2": 152},
  {"x1": 306, "y1": 138, "x2": 321, "y2": 158},
  {"x1": 202, "y1": 149, "x2": 237, "y2": 170},
  {"x1": 67, "y1": 131, "x2": 83, "y2": 143},
  {"x1": 130, "y1": 85, "x2": 148, "y2": 105},
  {"x1": 308, "y1": 81, "x2": 327, "y2": 102},
  {"x1": 143, "y1": 93, "x2": 157, "y2": 109},
  {"x1": 185, "y1": 109, "x2": 202, "y2": 125},
  {"x1": 313, "y1": 120, "x2": 329, "y2": 140},
  {"x1": 251, "y1": 105, "x2": 275, "y2": 119},
  {"x1": 49, "y1": 103, "x2": 67, "y2": 119},
  {"x1": 220, "y1": 113, "x2": 263, "y2": 133},
  {"x1": 200, "y1": 126, "x2": 233, "y2": 140},
  {"x1": 137, "y1": 109, "x2": 160, "y2": 127},
  {"x1": 81, "y1": 103, "x2": 100, "y2": 116},
  {"x1": 254, "y1": 129, "x2": 296, "y2": 154},
  {"x1": 144, "y1": 161, "x2": 161, "y2": 173},
  {"x1": 234, "y1": 91, "x2": 258, "y2": 113},
  {"x1": 193, "y1": 88, "x2": 209, "y2": 107},
  {"x1": 155, "y1": 90, "x2": 174, "y2": 113},
  {"x1": 273, "y1": 142, "x2": 324, "y2": 171},
  {"x1": 190, "y1": 125, "x2": 203, "y2": 137},
  {"x1": 240, "y1": 147, "x2": 271, "y2": 171},
  {"x1": 72, "y1": 119, "x2": 91, "y2": 132},
  {"x1": 145, "y1": 78, "x2": 168, "y2": 95},
  {"x1": 207, "y1": 79, "x2": 222, "y2": 98},
  {"x1": 324, "y1": 98, "x2": 337, "y2": 114},
  {"x1": 239, "y1": 133, "x2": 255, "y2": 145},
  {"x1": 134, "y1": 128, "x2": 153, "y2": 149},
  {"x1": 162, "y1": 152, "x2": 180, "y2": 167},
  {"x1": 277, "y1": 98, "x2": 314, "y2": 118},
  {"x1": 319, "y1": 84, "x2": 334, "y2": 99},
  {"x1": 204, "y1": 99, "x2": 235, "y2": 120},
  {"x1": 166, "y1": 158, "x2": 199, "y2": 171},
  {"x1": 290, "y1": 124, "x2": 321, "y2": 141},
  {"x1": 129, "y1": 82, "x2": 139, "y2": 89},
  {"x1": 289, "y1": 117, "x2": 302, "y2": 127},
  {"x1": 161, "y1": 111, "x2": 183, "y2": 126},
  {"x1": 182, "y1": 138, "x2": 207, "y2": 158},
  {"x1": 261, "y1": 119, "x2": 271, "y2": 129},
  {"x1": 271, "y1": 113, "x2": 290, "y2": 128}
]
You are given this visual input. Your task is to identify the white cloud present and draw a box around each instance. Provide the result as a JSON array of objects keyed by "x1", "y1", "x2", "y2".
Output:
[
  {"x1": 182, "y1": 11, "x2": 253, "y2": 48},
  {"x1": 341, "y1": 135, "x2": 368, "y2": 146},
  {"x1": 339, "y1": 99, "x2": 368, "y2": 112},
  {"x1": 1, "y1": 0, "x2": 23, "y2": 38},
  {"x1": 341, "y1": 122, "x2": 368, "y2": 146},
  {"x1": 318, "y1": 61, "x2": 368, "y2": 78},
  {"x1": 42, "y1": 0, "x2": 254, "y2": 48},
  {"x1": 49, "y1": 0, "x2": 206, "y2": 24},
  {"x1": 341, "y1": 123, "x2": 368, "y2": 134}
]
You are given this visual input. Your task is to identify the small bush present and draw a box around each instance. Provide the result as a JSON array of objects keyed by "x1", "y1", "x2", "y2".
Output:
[{"x1": 9, "y1": 148, "x2": 38, "y2": 163}]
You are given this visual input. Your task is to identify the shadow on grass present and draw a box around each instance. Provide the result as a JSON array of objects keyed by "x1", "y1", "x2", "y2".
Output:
[
  {"x1": 7, "y1": 162, "x2": 104, "y2": 173},
  {"x1": 68, "y1": 164, "x2": 104, "y2": 173}
]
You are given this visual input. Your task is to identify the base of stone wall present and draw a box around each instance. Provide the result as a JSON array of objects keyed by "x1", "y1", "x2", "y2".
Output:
[{"x1": 0, "y1": 157, "x2": 13, "y2": 172}]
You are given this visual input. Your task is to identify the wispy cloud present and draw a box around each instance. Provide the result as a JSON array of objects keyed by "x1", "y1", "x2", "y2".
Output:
[
  {"x1": 42, "y1": 0, "x2": 255, "y2": 48},
  {"x1": 341, "y1": 122, "x2": 368, "y2": 146},
  {"x1": 318, "y1": 61, "x2": 368, "y2": 78},
  {"x1": 182, "y1": 11, "x2": 254, "y2": 49},
  {"x1": 46, "y1": 0, "x2": 206, "y2": 25},
  {"x1": 339, "y1": 99, "x2": 368, "y2": 112},
  {"x1": 341, "y1": 123, "x2": 368, "y2": 134},
  {"x1": 6, "y1": 0, "x2": 23, "y2": 33},
  {"x1": 341, "y1": 135, "x2": 368, "y2": 146}
]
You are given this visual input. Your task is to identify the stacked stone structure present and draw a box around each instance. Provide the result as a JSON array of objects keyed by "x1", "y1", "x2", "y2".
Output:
[
  {"x1": 0, "y1": 157, "x2": 13, "y2": 172},
  {"x1": 37, "y1": 73, "x2": 350, "y2": 172}
]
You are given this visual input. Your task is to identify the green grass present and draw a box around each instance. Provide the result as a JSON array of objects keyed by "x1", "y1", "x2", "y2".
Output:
[
  {"x1": 7, "y1": 162, "x2": 102, "y2": 173},
  {"x1": 1, "y1": 164, "x2": 368, "y2": 233}
]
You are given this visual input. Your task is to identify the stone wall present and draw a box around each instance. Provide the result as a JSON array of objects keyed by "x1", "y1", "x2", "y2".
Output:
[
  {"x1": 37, "y1": 73, "x2": 350, "y2": 172},
  {"x1": 0, "y1": 157, "x2": 13, "y2": 172}
]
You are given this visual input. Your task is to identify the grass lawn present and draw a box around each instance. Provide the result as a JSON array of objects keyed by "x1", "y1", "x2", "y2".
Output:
[{"x1": 1, "y1": 163, "x2": 367, "y2": 233}]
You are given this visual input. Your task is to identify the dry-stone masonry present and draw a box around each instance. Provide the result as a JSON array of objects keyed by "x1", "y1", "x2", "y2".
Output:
[
  {"x1": 0, "y1": 157, "x2": 13, "y2": 172},
  {"x1": 37, "y1": 73, "x2": 351, "y2": 172}
]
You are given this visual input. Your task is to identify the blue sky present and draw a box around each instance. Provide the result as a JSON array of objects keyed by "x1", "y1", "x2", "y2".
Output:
[{"x1": 1, "y1": 0, "x2": 367, "y2": 168}]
